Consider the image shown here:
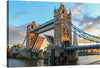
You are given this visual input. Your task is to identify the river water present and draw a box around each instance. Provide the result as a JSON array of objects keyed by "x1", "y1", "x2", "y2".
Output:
[{"x1": 8, "y1": 55, "x2": 100, "y2": 67}]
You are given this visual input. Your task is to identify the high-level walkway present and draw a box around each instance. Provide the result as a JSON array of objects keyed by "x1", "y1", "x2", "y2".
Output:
[{"x1": 64, "y1": 44, "x2": 100, "y2": 50}]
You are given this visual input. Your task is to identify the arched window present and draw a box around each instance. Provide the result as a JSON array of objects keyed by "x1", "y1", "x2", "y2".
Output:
[
  {"x1": 62, "y1": 10, "x2": 64, "y2": 14},
  {"x1": 63, "y1": 27, "x2": 66, "y2": 36},
  {"x1": 63, "y1": 27, "x2": 65, "y2": 31},
  {"x1": 31, "y1": 25, "x2": 33, "y2": 28},
  {"x1": 66, "y1": 30, "x2": 69, "y2": 35},
  {"x1": 64, "y1": 41, "x2": 70, "y2": 47}
]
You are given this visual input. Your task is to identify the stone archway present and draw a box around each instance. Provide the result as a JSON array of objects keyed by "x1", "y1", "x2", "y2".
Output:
[{"x1": 63, "y1": 40, "x2": 70, "y2": 47}]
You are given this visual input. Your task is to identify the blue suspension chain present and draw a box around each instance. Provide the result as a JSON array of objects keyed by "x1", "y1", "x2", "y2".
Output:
[{"x1": 61, "y1": 19, "x2": 100, "y2": 43}]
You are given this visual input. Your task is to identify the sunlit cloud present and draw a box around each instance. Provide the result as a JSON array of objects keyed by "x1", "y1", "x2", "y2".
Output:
[
  {"x1": 71, "y1": 3, "x2": 100, "y2": 36},
  {"x1": 72, "y1": 3, "x2": 84, "y2": 17},
  {"x1": 90, "y1": 30, "x2": 100, "y2": 35},
  {"x1": 83, "y1": 27, "x2": 100, "y2": 36},
  {"x1": 9, "y1": 24, "x2": 26, "y2": 45},
  {"x1": 19, "y1": 32, "x2": 26, "y2": 36}
]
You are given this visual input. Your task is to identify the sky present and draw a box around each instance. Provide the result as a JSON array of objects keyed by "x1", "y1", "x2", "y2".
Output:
[{"x1": 8, "y1": 1, "x2": 100, "y2": 49}]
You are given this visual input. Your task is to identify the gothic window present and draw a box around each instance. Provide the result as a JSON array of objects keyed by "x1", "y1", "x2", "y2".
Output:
[
  {"x1": 66, "y1": 30, "x2": 68, "y2": 35},
  {"x1": 63, "y1": 27, "x2": 66, "y2": 36},
  {"x1": 62, "y1": 10, "x2": 64, "y2": 14},
  {"x1": 31, "y1": 36, "x2": 34, "y2": 41},
  {"x1": 31, "y1": 38, "x2": 33, "y2": 40},
  {"x1": 63, "y1": 32, "x2": 65, "y2": 36},
  {"x1": 63, "y1": 27, "x2": 65, "y2": 31},
  {"x1": 64, "y1": 41, "x2": 70, "y2": 47},
  {"x1": 31, "y1": 25, "x2": 33, "y2": 28}
]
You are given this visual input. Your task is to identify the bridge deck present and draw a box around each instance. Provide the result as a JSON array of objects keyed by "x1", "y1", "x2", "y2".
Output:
[{"x1": 64, "y1": 44, "x2": 100, "y2": 50}]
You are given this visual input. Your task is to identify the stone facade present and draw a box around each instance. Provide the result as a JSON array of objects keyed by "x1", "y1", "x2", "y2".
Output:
[
  {"x1": 26, "y1": 21, "x2": 40, "y2": 51},
  {"x1": 26, "y1": 21, "x2": 37, "y2": 51},
  {"x1": 54, "y1": 3, "x2": 72, "y2": 47},
  {"x1": 25, "y1": 20, "x2": 45, "y2": 59},
  {"x1": 54, "y1": 3, "x2": 78, "y2": 61}
]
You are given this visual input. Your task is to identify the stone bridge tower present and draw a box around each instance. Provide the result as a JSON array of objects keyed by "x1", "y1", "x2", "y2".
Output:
[
  {"x1": 26, "y1": 21, "x2": 39, "y2": 51},
  {"x1": 54, "y1": 3, "x2": 72, "y2": 47},
  {"x1": 54, "y1": 3, "x2": 78, "y2": 61}
]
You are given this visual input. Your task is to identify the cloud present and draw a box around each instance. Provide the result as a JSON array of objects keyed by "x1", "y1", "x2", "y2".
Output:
[
  {"x1": 82, "y1": 27, "x2": 100, "y2": 35},
  {"x1": 72, "y1": 14, "x2": 100, "y2": 35},
  {"x1": 9, "y1": 24, "x2": 26, "y2": 45},
  {"x1": 70, "y1": 3, "x2": 100, "y2": 36},
  {"x1": 71, "y1": 3, "x2": 84, "y2": 17},
  {"x1": 19, "y1": 32, "x2": 26, "y2": 36},
  {"x1": 73, "y1": 14, "x2": 100, "y2": 35},
  {"x1": 12, "y1": 11, "x2": 27, "y2": 19},
  {"x1": 78, "y1": 15, "x2": 100, "y2": 29},
  {"x1": 71, "y1": 3, "x2": 100, "y2": 29}
]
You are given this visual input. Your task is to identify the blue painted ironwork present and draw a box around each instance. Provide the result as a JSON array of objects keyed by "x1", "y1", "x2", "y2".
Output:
[
  {"x1": 61, "y1": 19, "x2": 100, "y2": 43},
  {"x1": 21, "y1": 36, "x2": 26, "y2": 46},
  {"x1": 29, "y1": 19, "x2": 54, "y2": 32},
  {"x1": 68, "y1": 44, "x2": 70, "y2": 47},
  {"x1": 17, "y1": 35, "x2": 28, "y2": 52},
  {"x1": 73, "y1": 28, "x2": 78, "y2": 46},
  {"x1": 18, "y1": 36, "x2": 27, "y2": 52},
  {"x1": 64, "y1": 44, "x2": 100, "y2": 50},
  {"x1": 31, "y1": 52, "x2": 38, "y2": 55}
]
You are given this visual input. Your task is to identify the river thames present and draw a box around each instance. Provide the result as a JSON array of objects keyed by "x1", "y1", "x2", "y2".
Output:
[{"x1": 8, "y1": 55, "x2": 100, "y2": 67}]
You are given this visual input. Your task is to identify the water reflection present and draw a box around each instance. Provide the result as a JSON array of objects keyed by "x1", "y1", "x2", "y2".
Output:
[
  {"x1": 8, "y1": 55, "x2": 100, "y2": 67},
  {"x1": 37, "y1": 59, "x2": 44, "y2": 66},
  {"x1": 8, "y1": 59, "x2": 44, "y2": 67}
]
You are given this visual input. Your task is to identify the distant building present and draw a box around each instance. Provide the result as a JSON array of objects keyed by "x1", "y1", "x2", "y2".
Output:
[
  {"x1": 7, "y1": 46, "x2": 10, "y2": 53},
  {"x1": 10, "y1": 44, "x2": 21, "y2": 54},
  {"x1": 88, "y1": 49, "x2": 98, "y2": 54}
]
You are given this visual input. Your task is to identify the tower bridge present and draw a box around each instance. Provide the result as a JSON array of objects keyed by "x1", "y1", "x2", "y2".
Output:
[{"x1": 17, "y1": 3, "x2": 100, "y2": 65}]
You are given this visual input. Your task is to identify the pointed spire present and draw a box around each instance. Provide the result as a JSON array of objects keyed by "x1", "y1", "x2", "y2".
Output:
[
  {"x1": 32, "y1": 20, "x2": 35, "y2": 23},
  {"x1": 55, "y1": 6, "x2": 56, "y2": 10},
  {"x1": 54, "y1": 6, "x2": 56, "y2": 12},
  {"x1": 30, "y1": 22, "x2": 31, "y2": 25},
  {"x1": 60, "y1": 2, "x2": 65, "y2": 10},
  {"x1": 73, "y1": 28, "x2": 78, "y2": 46},
  {"x1": 60, "y1": 2, "x2": 64, "y2": 6},
  {"x1": 69, "y1": 8, "x2": 71, "y2": 14},
  {"x1": 27, "y1": 22, "x2": 28, "y2": 26}
]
